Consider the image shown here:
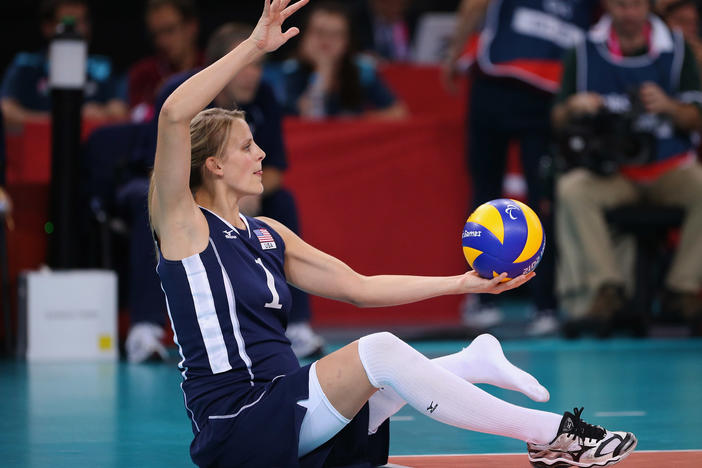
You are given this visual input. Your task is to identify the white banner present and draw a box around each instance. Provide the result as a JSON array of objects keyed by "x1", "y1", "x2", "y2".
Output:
[{"x1": 512, "y1": 7, "x2": 584, "y2": 49}]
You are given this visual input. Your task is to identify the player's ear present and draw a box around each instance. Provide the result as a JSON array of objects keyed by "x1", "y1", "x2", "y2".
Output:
[{"x1": 205, "y1": 156, "x2": 224, "y2": 175}]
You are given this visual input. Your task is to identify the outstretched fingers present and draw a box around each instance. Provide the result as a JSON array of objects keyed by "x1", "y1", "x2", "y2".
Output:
[
  {"x1": 494, "y1": 272, "x2": 535, "y2": 293},
  {"x1": 281, "y1": 0, "x2": 309, "y2": 19},
  {"x1": 488, "y1": 272, "x2": 508, "y2": 287},
  {"x1": 462, "y1": 270, "x2": 534, "y2": 294},
  {"x1": 265, "y1": 0, "x2": 285, "y2": 19},
  {"x1": 282, "y1": 26, "x2": 301, "y2": 41}
]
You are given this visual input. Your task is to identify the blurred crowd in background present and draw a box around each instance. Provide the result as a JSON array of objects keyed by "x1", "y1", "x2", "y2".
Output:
[{"x1": 1, "y1": 0, "x2": 701, "y2": 363}]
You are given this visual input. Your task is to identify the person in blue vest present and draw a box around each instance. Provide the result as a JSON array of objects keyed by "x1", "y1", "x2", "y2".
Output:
[
  {"x1": 444, "y1": 0, "x2": 600, "y2": 336},
  {"x1": 552, "y1": 0, "x2": 702, "y2": 335},
  {"x1": 0, "y1": 0, "x2": 127, "y2": 129},
  {"x1": 151, "y1": 1, "x2": 636, "y2": 466},
  {"x1": 125, "y1": 22, "x2": 324, "y2": 363}
]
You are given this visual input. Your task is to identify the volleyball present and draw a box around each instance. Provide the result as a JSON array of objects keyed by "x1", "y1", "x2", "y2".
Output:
[{"x1": 462, "y1": 199, "x2": 545, "y2": 281}]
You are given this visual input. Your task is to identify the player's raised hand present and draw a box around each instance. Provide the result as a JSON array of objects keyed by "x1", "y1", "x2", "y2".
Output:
[
  {"x1": 458, "y1": 270, "x2": 535, "y2": 295},
  {"x1": 251, "y1": 0, "x2": 309, "y2": 53}
]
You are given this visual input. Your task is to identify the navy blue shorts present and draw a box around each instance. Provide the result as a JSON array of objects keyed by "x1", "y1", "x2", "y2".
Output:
[{"x1": 190, "y1": 364, "x2": 390, "y2": 468}]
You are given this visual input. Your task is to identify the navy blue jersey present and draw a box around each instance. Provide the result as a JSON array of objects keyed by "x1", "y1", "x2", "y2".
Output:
[{"x1": 157, "y1": 207, "x2": 299, "y2": 433}]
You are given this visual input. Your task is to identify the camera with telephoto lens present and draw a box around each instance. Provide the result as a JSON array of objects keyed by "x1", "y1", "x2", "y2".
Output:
[{"x1": 556, "y1": 87, "x2": 656, "y2": 176}]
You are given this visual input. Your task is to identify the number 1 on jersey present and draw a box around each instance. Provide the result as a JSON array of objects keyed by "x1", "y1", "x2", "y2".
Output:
[{"x1": 255, "y1": 258, "x2": 283, "y2": 309}]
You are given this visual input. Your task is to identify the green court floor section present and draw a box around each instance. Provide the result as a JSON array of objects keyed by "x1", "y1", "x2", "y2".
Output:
[{"x1": 1, "y1": 338, "x2": 701, "y2": 467}]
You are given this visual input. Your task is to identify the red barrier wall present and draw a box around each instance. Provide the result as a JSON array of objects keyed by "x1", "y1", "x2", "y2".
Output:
[
  {"x1": 3, "y1": 65, "x2": 473, "y2": 329},
  {"x1": 283, "y1": 116, "x2": 470, "y2": 326}
]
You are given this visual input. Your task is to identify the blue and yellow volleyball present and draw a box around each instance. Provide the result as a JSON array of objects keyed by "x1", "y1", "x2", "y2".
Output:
[{"x1": 462, "y1": 199, "x2": 545, "y2": 281}]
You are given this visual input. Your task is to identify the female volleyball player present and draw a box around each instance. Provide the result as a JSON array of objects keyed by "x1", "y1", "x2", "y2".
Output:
[{"x1": 150, "y1": 1, "x2": 636, "y2": 466}]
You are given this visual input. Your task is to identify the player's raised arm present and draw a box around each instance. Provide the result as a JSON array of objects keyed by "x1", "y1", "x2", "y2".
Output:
[
  {"x1": 260, "y1": 217, "x2": 534, "y2": 308},
  {"x1": 150, "y1": 0, "x2": 308, "y2": 232}
]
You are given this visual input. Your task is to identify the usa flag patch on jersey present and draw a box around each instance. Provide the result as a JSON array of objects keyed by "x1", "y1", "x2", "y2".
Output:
[{"x1": 254, "y1": 228, "x2": 277, "y2": 250}]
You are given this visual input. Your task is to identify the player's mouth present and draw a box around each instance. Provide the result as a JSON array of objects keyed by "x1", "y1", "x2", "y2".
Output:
[{"x1": 254, "y1": 169, "x2": 263, "y2": 176}]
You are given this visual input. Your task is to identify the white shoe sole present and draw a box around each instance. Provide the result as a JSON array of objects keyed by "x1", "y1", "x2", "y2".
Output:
[{"x1": 528, "y1": 436, "x2": 637, "y2": 468}]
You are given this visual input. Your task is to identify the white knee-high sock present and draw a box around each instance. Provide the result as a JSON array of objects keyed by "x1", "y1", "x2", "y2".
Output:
[
  {"x1": 368, "y1": 334, "x2": 549, "y2": 433},
  {"x1": 435, "y1": 334, "x2": 550, "y2": 401},
  {"x1": 359, "y1": 332, "x2": 561, "y2": 444}
]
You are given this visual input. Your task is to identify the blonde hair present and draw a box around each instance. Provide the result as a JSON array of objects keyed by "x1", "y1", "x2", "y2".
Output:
[
  {"x1": 148, "y1": 107, "x2": 246, "y2": 235},
  {"x1": 188, "y1": 107, "x2": 247, "y2": 193}
]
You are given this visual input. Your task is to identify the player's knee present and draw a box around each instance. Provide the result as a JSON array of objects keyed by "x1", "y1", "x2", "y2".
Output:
[
  {"x1": 372, "y1": 332, "x2": 420, "y2": 366},
  {"x1": 358, "y1": 332, "x2": 417, "y2": 388},
  {"x1": 359, "y1": 332, "x2": 411, "y2": 363},
  {"x1": 364, "y1": 331, "x2": 402, "y2": 350}
]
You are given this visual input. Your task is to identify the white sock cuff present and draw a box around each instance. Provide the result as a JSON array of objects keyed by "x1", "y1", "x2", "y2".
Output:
[{"x1": 357, "y1": 334, "x2": 382, "y2": 389}]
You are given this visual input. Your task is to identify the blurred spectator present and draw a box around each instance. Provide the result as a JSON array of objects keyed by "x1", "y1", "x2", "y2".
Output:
[
  {"x1": 123, "y1": 23, "x2": 324, "y2": 362},
  {"x1": 280, "y1": 1, "x2": 408, "y2": 119},
  {"x1": 128, "y1": 0, "x2": 203, "y2": 122},
  {"x1": 656, "y1": 0, "x2": 702, "y2": 69},
  {"x1": 0, "y1": 0, "x2": 127, "y2": 129},
  {"x1": 360, "y1": 0, "x2": 412, "y2": 61},
  {"x1": 444, "y1": 0, "x2": 599, "y2": 335},
  {"x1": 0, "y1": 106, "x2": 11, "y2": 230},
  {"x1": 552, "y1": 0, "x2": 702, "y2": 335}
]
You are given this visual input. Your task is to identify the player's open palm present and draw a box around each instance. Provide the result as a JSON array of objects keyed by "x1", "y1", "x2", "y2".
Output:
[
  {"x1": 459, "y1": 270, "x2": 535, "y2": 295},
  {"x1": 252, "y1": 0, "x2": 309, "y2": 53}
]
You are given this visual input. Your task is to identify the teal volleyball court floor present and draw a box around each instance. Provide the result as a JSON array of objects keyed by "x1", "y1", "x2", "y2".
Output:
[{"x1": 2, "y1": 338, "x2": 701, "y2": 467}]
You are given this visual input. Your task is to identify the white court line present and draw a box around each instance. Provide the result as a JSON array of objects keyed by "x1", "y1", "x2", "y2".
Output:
[
  {"x1": 391, "y1": 416, "x2": 416, "y2": 422},
  {"x1": 594, "y1": 411, "x2": 646, "y2": 417},
  {"x1": 388, "y1": 450, "x2": 702, "y2": 457}
]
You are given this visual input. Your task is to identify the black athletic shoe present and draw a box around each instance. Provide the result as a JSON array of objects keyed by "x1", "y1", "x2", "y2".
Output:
[{"x1": 527, "y1": 407, "x2": 637, "y2": 467}]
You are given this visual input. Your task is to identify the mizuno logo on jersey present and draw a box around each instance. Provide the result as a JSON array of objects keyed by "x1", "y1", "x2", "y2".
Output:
[
  {"x1": 254, "y1": 228, "x2": 277, "y2": 250},
  {"x1": 223, "y1": 229, "x2": 237, "y2": 239}
]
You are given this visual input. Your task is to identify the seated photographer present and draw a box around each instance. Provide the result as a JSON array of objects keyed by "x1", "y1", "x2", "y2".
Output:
[{"x1": 552, "y1": 0, "x2": 702, "y2": 335}]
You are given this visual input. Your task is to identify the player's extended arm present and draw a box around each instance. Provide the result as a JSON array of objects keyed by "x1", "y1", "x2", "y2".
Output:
[
  {"x1": 151, "y1": 0, "x2": 308, "y2": 229},
  {"x1": 261, "y1": 217, "x2": 534, "y2": 308}
]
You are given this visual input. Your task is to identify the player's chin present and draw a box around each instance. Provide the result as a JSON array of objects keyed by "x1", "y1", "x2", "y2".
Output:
[{"x1": 246, "y1": 180, "x2": 264, "y2": 194}]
